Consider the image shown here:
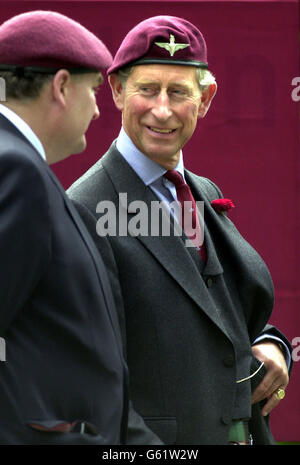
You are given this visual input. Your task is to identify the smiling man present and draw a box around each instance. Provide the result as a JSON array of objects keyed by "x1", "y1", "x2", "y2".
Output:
[
  {"x1": 110, "y1": 63, "x2": 215, "y2": 170},
  {"x1": 68, "y1": 16, "x2": 292, "y2": 445},
  {"x1": 0, "y1": 11, "x2": 128, "y2": 444}
]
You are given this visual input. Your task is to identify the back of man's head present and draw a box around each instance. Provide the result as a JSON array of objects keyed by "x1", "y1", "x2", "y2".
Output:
[{"x1": 0, "y1": 10, "x2": 112, "y2": 100}]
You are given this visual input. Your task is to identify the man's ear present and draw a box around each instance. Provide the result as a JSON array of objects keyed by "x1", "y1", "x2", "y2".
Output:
[
  {"x1": 108, "y1": 73, "x2": 125, "y2": 111},
  {"x1": 198, "y1": 83, "x2": 217, "y2": 118},
  {"x1": 51, "y1": 69, "x2": 73, "y2": 108}
]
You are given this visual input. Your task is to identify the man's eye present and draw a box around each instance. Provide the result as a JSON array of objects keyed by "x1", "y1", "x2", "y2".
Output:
[
  {"x1": 140, "y1": 87, "x2": 155, "y2": 94},
  {"x1": 171, "y1": 89, "x2": 186, "y2": 97}
]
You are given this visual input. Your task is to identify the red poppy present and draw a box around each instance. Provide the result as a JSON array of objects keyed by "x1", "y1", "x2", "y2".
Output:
[{"x1": 211, "y1": 199, "x2": 235, "y2": 213}]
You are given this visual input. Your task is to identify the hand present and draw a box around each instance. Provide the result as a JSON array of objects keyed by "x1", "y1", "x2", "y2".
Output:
[{"x1": 251, "y1": 341, "x2": 289, "y2": 416}]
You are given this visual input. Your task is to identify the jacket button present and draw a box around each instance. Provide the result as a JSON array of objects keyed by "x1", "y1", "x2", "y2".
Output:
[
  {"x1": 223, "y1": 355, "x2": 235, "y2": 367},
  {"x1": 206, "y1": 277, "x2": 213, "y2": 288}
]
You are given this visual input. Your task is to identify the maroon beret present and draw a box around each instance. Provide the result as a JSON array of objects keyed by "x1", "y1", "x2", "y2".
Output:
[
  {"x1": 0, "y1": 10, "x2": 112, "y2": 74},
  {"x1": 108, "y1": 15, "x2": 208, "y2": 74}
]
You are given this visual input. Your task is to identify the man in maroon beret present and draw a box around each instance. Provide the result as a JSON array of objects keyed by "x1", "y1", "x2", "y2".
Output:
[
  {"x1": 68, "y1": 16, "x2": 292, "y2": 445},
  {"x1": 0, "y1": 10, "x2": 128, "y2": 444}
]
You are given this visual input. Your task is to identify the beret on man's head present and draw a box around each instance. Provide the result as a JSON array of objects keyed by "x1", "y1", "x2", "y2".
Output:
[
  {"x1": 0, "y1": 10, "x2": 112, "y2": 74},
  {"x1": 108, "y1": 15, "x2": 208, "y2": 74}
]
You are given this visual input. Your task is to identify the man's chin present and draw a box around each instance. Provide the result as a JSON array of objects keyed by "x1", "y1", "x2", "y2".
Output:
[
  {"x1": 72, "y1": 138, "x2": 87, "y2": 156},
  {"x1": 146, "y1": 148, "x2": 180, "y2": 168}
]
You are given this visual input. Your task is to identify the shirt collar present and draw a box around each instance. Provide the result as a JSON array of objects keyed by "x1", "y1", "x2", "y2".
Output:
[
  {"x1": 0, "y1": 103, "x2": 46, "y2": 161},
  {"x1": 116, "y1": 126, "x2": 185, "y2": 185}
]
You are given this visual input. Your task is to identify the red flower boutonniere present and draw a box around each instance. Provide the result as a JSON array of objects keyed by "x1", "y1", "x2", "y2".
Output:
[{"x1": 211, "y1": 199, "x2": 235, "y2": 214}]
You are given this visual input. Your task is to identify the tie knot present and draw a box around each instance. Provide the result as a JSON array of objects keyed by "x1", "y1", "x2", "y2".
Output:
[{"x1": 164, "y1": 170, "x2": 185, "y2": 188}]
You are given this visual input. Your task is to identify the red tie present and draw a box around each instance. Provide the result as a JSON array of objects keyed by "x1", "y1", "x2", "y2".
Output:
[{"x1": 164, "y1": 170, "x2": 207, "y2": 262}]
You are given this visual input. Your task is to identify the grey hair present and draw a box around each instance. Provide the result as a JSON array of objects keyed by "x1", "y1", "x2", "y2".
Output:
[
  {"x1": 196, "y1": 68, "x2": 216, "y2": 92},
  {"x1": 117, "y1": 65, "x2": 216, "y2": 93}
]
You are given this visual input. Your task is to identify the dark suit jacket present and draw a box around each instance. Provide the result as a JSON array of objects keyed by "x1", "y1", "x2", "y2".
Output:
[
  {"x1": 68, "y1": 141, "x2": 291, "y2": 445},
  {"x1": 0, "y1": 116, "x2": 128, "y2": 445}
]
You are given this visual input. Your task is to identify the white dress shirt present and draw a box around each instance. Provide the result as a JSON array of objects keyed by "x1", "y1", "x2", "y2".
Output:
[{"x1": 0, "y1": 103, "x2": 46, "y2": 161}]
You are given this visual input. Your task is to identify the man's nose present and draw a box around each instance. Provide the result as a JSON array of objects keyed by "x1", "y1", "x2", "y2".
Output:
[
  {"x1": 93, "y1": 104, "x2": 100, "y2": 120},
  {"x1": 151, "y1": 91, "x2": 172, "y2": 121}
]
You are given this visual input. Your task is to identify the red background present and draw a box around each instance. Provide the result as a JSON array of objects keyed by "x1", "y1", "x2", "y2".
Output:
[{"x1": 0, "y1": 0, "x2": 299, "y2": 442}]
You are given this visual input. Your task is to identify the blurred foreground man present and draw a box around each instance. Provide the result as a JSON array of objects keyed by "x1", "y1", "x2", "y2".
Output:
[
  {"x1": 0, "y1": 11, "x2": 128, "y2": 444},
  {"x1": 69, "y1": 16, "x2": 292, "y2": 445}
]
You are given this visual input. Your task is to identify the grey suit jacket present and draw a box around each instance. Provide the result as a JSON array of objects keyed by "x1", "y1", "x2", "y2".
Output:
[{"x1": 68, "y1": 141, "x2": 291, "y2": 445}]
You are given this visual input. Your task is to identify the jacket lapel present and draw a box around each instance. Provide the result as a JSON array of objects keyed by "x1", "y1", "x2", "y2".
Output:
[
  {"x1": 184, "y1": 170, "x2": 225, "y2": 276},
  {"x1": 102, "y1": 144, "x2": 231, "y2": 337}
]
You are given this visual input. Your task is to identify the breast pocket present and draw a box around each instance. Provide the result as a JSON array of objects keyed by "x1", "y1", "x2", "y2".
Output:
[{"x1": 26, "y1": 419, "x2": 106, "y2": 444}]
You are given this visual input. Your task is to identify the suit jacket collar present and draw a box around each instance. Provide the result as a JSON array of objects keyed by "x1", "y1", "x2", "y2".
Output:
[{"x1": 101, "y1": 143, "x2": 231, "y2": 338}]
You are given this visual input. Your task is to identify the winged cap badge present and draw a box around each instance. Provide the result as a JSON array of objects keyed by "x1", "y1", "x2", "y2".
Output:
[{"x1": 154, "y1": 34, "x2": 190, "y2": 57}]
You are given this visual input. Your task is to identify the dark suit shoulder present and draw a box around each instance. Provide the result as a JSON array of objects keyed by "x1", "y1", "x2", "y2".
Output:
[
  {"x1": 68, "y1": 145, "x2": 119, "y2": 208},
  {"x1": 68, "y1": 156, "x2": 110, "y2": 201}
]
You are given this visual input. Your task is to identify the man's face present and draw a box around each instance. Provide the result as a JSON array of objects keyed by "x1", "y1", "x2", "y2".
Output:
[
  {"x1": 64, "y1": 72, "x2": 102, "y2": 156},
  {"x1": 111, "y1": 64, "x2": 206, "y2": 169}
]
